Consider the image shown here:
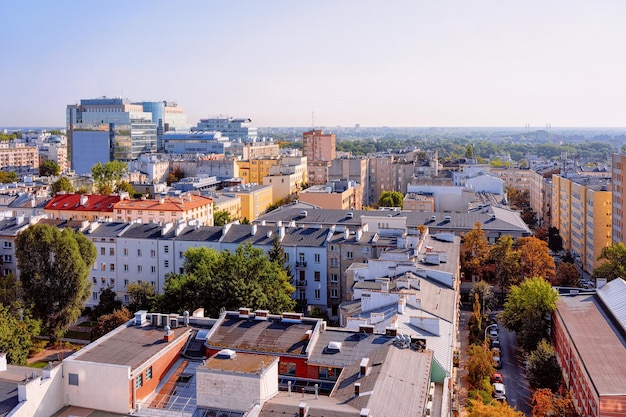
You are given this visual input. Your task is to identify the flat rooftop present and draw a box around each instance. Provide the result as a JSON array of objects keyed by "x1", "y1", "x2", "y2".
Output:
[
  {"x1": 556, "y1": 293, "x2": 626, "y2": 395},
  {"x1": 207, "y1": 313, "x2": 320, "y2": 355},
  {"x1": 69, "y1": 324, "x2": 192, "y2": 371},
  {"x1": 203, "y1": 351, "x2": 278, "y2": 375}
]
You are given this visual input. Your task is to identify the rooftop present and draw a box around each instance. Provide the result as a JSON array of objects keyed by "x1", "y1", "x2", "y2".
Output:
[
  {"x1": 203, "y1": 351, "x2": 278, "y2": 375},
  {"x1": 114, "y1": 195, "x2": 212, "y2": 212},
  {"x1": 45, "y1": 194, "x2": 120, "y2": 212}
]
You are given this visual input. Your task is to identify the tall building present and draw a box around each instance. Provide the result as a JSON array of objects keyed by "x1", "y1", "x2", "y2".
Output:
[
  {"x1": 193, "y1": 116, "x2": 257, "y2": 142},
  {"x1": 67, "y1": 97, "x2": 167, "y2": 174},
  {"x1": 302, "y1": 129, "x2": 336, "y2": 163},
  {"x1": 612, "y1": 153, "x2": 626, "y2": 244},
  {"x1": 140, "y1": 101, "x2": 190, "y2": 151},
  {"x1": 0, "y1": 140, "x2": 39, "y2": 175}
]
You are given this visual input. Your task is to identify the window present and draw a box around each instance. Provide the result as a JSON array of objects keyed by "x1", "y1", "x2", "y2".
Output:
[
  {"x1": 331, "y1": 289, "x2": 338, "y2": 298},
  {"x1": 314, "y1": 254, "x2": 320, "y2": 263},
  {"x1": 179, "y1": 251, "x2": 184, "y2": 259},
  {"x1": 314, "y1": 289, "x2": 320, "y2": 299},
  {"x1": 164, "y1": 260, "x2": 169, "y2": 268},
  {"x1": 110, "y1": 264, "x2": 115, "y2": 271},
  {"x1": 346, "y1": 251, "x2": 353, "y2": 260},
  {"x1": 136, "y1": 374, "x2": 143, "y2": 388},
  {"x1": 137, "y1": 265, "x2": 142, "y2": 272},
  {"x1": 3, "y1": 241, "x2": 12, "y2": 249},
  {"x1": 92, "y1": 292, "x2": 98, "y2": 300},
  {"x1": 330, "y1": 258, "x2": 338, "y2": 267},
  {"x1": 314, "y1": 271, "x2": 321, "y2": 281},
  {"x1": 101, "y1": 277, "x2": 106, "y2": 284},
  {"x1": 151, "y1": 266, "x2": 156, "y2": 273},
  {"x1": 137, "y1": 249, "x2": 142, "y2": 257},
  {"x1": 123, "y1": 248, "x2": 128, "y2": 256},
  {"x1": 146, "y1": 367, "x2": 152, "y2": 381},
  {"x1": 151, "y1": 281, "x2": 156, "y2": 288},
  {"x1": 151, "y1": 249, "x2": 156, "y2": 257},
  {"x1": 164, "y1": 245, "x2": 169, "y2": 253},
  {"x1": 330, "y1": 244, "x2": 337, "y2": 251},
  {"x1": 68, "y1": 373, "x2": 79, "y2": 386},
  {"x1": 92, "y1": 277, "x2": 97, "y2": 283},
  {"x1": 124, "y1": 264, "x2": 129, "y2": 272},
  {"x1": 110, "y1": 248, "x2": 115, "y2": 256},
  {"x1": 298, "y1": 253, "x2": 305, "y2": 262},
  {"x1": 110, "y1": 278, "x2": 115, "y2": 285},
  {"x1": 101, "y1": 263, "x2": 106, "y2": 271},
  {"x1": 330, "y1": 273, "x2": 338, "y2": 283},
  {"x1": 318, "y1": 367, "x2": 340, "y2": 381},
  {"x1": 279, "y1": 362, "x2": 297, "y2": 376},
  {"x1": 100, "y1": 247, "x2": 105, "y2": 256},
  {"x1": 124, "y1": 279, "x2": 129, "y2": 286},
  {"x1": 3, "y1": 269, "x2": 10, "y2": 277},
  {"x1": 2, "y1": 255, "x2": 11, "y2": 263},
  {"x1": 299, "y1": 270, "x2": 305, "y2": 281},
  {"x1": 179, "y1": 268, "x2": 184, "y2": 274}
]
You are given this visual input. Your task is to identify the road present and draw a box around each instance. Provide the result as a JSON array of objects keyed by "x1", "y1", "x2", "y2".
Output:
[{"x1": 496, "y1": 323, "x2": 532, "y2": 415}]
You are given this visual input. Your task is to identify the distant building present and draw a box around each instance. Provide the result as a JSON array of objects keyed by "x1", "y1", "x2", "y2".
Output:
[
  {"x1": 44, "y1": 193, "x2": 121, "y2": 221},
  {"x1": 403, "y1": 193, "x2": 435, "y2": 212},
  {"x1": 163, "y1": 131, "x2": 230, "y2": 155},
  {"x1": 302, "y1": 130, "x2": 336, "y2": 163},
  {"x1": 612, "y1": 153, "x2": 626, "y2": 244},
  {"x1": 113, "y1": 195, "x2": 214, "y2": 225},
  {"x1": 0, "y1": 140, "x2": 39, "y2": 175},
  {"x1": 218, "y1": 184, "x2": 273, "y2": 222},
  {"x1": 298, "y1": 179, "x2": 363, "y2": 210},
  {"x1": 193, "y1": 116, "x2": 257, "y2": 142},
  {"x1": 328, "y1": 157, "x2": 369, "y2": 206},
  {"x1": 140, "y1": 100, "x2": 190, "y2": 150}
]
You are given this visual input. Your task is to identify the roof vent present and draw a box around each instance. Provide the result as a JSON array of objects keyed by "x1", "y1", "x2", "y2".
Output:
[
  {"x1": 360, "y1": 408, "x2": 370, "y2": 417},
  {"x1": 444, "y1": 215, "x2": 451, "y2": 222},
  {"x1": 215, "y1": 349, "x2": 237, "y2": 359},
  {"x1": 254, "y1": 310, "x2": 269, "y2": 320},
  {"x1": 490, "y1": 214, "x2": 496, "y2": 220},
  {"x1": 239, "y1": 307, "x2": 251, "y2": 318},
  {"x1": 430, "y1": 215, "x2": 436, "y2": 221},
  {"x1": 300, "y1": 210, "x2": 308, "y2": 218},
  {"x1": 281, "y1": 312, "x2": 303, "y2": 323},
  {"x1": 327, "y1": 341, "x2": 342, "y2": 351},
  {"x1": 347, "y1": 212, "x2": 354, "y2": 219},
  {"x1": 299, "y1": 402, "x2": 309, "y2": 417},
  {"x1": 359, "y1": 325, "x2": 374, "y2": 334}
]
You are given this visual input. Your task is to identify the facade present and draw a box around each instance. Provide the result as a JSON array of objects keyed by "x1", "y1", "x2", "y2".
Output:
[
  {"x1": 210, "y1": 193, "x2": 241, "y2": 221},
  {"x1": 0, "y1": 140, "x2": 39, "y2": 175},
  {"x1": 193, "y1": 116, "x2": 257, "y2": 142},
  {"x1": 307, "y1": 160, "x2": 331, "y2": 186},
  {"x1": 328, "y1": 157, "x2": 369, "y2": 206},
  {"x1": 219, "y1": 184, "x2": 273, "y2": 221},
  {"x1": 490, "y1": 167, "x2": 533, "y2": 192},
  {"x1": 0, "y1": 216, "x2": 35, "y2": 278},
  {"x1": 298, "y1": 180, "x2": 363, "y2": 210},
  {"x1": 113, "y1": 195, "x2": 214, "y2": 225},
  {"x1": 551, "y1": 174, "x2": 611, "y2": 272},
  {"x1": 66, "y1": 97, "x2": 160, "y2": 174},
  {"x1": 403, "y1": 192, "x2": 435, "y2": 212},
  {"x1": 38, "y1": 135, "x2": 69, "y2": 173},
  {"x1": 302, "y1": 129, "x2": 336, "y2": 163},
  {"x1": 612, "y1": 153, "x2": 626, "y2": 244},
  {"x1": 553, "y1": 280, "x2": 626, "y2": 417},
  {"x1": 128, "y1": 154, "x2": 171, "y2": 183},
  {"x1": 44, "y1": 194, "x2": 121, "y2": 221},
  {"x1": 163, "y1": 131, "x2": 230, "y2": 154},
  {"x1": 140, "y1": 101, "x2": 190, "y2": 150}
]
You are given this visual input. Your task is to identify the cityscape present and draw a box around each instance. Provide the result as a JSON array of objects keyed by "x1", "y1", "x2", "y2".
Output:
[{"x1": 1, "y1": 2, "x2": 626, "y2": 417}]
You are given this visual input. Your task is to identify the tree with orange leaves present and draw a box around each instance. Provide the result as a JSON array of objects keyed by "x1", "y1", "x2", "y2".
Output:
[
  {"x1": 516, "y1": 237, "x2": 556, "y2": 280},
  {"x1": 467, "y1": 396, "x2": 525, "y2": 417},
  {"x1": 532, "y1": 388, "x2": 579, "y2": 417}
]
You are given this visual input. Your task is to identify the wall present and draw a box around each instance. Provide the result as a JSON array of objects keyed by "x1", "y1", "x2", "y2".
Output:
[
  {"x1": 11, "y1": 365, "x2": 65, "y2": 417},
  {"x1": 63, "y1": 361, "x2": 130, "y2": 414}
]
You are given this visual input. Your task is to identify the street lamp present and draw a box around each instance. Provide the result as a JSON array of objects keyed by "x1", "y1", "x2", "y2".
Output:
[{"x1": 484, "y1": 323, "x2": 497, "y2": 344}]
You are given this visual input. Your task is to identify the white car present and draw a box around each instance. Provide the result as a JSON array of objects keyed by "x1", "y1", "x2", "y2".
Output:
[{"x1": 492, "y1": 382, "x2": 506, "y2": 399}]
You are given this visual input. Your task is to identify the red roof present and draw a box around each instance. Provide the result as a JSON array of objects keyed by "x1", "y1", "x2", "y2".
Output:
[{"x1": 44, "y1": 194, "x2": 121, "y2": 212}]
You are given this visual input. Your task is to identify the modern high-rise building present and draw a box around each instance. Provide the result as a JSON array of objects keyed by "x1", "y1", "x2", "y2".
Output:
[
  {"x1": 612, "y1": 153, "x2": 626, "y2": 244},
  {"x1": 302, "y1": 129, "x2": 336, "y2": 163},
  {"x1": 193, "y1": 116, "x2": 257, "y2": 142},
  {"x1": 67, "y1": 98, "x2": 189, "y2": 174}
]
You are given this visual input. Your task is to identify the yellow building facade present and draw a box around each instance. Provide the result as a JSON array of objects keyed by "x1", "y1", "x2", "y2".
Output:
[{"x1": 222, "y1": 184, "x2": 273, "y2": 222}]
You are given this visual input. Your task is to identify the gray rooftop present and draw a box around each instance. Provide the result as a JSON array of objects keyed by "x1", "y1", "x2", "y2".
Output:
[
  {"x1": 119, "y1": 223, "x2": 164, "y2": 240},
  {"x1": 308, "y1": 329, "x2": 393, "y2": 368},
  {"x1": 85, "y1": 222, "x2": 129, "y2": 238}
]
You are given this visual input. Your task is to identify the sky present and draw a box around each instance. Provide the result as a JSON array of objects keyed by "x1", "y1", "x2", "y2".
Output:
[{"x1": 2, "y1": 1, "x2": 626, "y2": 128}]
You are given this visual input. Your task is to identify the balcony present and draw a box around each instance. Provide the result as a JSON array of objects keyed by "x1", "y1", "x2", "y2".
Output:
[
  {"x1": 296, "y1": 280, "x2": 308, "y2": 287},
  {"x1": 296, "y1": 261, "x2": 307, "y2": 268}
]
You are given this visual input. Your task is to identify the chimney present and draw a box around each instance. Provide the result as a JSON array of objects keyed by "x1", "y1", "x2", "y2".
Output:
[
  {"x1": 0, "y1": 353, "x2": 6, "y2": 372},
  {"x1": 359, "y1": 358, "x2": 370, "y2": 377},
  {"x1": 356, "y1": 228, "x2": 363, "y2": 242},
  {"x1": 251, "y1": 224, "x2": 257, "y2": 235},
  {"x1": 80, "y1": 194, "x2": 88, "y2": 206},
  {"x1": 354, "y1": 382, "x2": 361, "y2": 397},
  {"x1": 164, "y1": 326, "x2": 174, "y2": 342},
  {"x1": 279, "y1": 226, "x2": 285, "y2": 240},
  {"x1": 360, "y1": 409, "x2": 370, "y2": 417},
  {"x1": 299, "y1": 402, "x2": 308, "y2": 417},
  {"x1": 344, "y1": 227, "x2": 349, "y2": 240}
]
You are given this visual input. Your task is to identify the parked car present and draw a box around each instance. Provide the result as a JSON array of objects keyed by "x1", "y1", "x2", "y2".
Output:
[
  {"x1": 492, "y1": 382, "x2": 506, "y2": 399},
  {"x1": 491, "y1": 373, "x2": 504, "y2": 384},
  {"x1": 489, "y1": 329, "x2": 499, "y2": 340},
  {"x1": 490, "y1": 339, "x2": 501, "y2": 350},
  {"x1": 493, "y1": 355, "x2": 502, "y2": 369}
]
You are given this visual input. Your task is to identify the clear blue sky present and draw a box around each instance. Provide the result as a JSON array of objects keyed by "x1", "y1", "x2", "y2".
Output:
[{"x1": 2, "y1": 1, "x2": 625, "y2": 128}]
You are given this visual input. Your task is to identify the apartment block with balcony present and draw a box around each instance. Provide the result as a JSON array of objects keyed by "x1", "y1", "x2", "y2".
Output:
[{"x1": 0, "y1": 140, "x2": 39, "y2": 176}]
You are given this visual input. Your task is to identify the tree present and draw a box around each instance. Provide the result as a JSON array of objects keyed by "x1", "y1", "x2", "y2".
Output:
[
  {"x1": 593, "y1": 242, "x2": 626, "y2": 281},
  {"x1": 527, "y1": 340, "x2": 562, "y2": 391},
  {"x1": 268, "y1": 234, "x2": 293, "y2": 283},
  {"x1": 466, "y1": 344, "x2": 495, "y2": 389},
  {"x1": 499, "y1": 276, "x2": 558, "y2": 352},
  {"x1": 461, "y1": 222, "x2": 490, "y2": 282},
  {"x1": 469, "y1": 281, "x2": 497, "y2": 317},
  {"x1": 15, "y1": 224, "x2": 97, "y2": 343},
  {"x1": 166, "y1": 166, "x2": 185, "y2": 185},
  {"x1": 92, "y1": 307, "x2": 132, "y2": 339},
  {"x1": 0, "y1": 171, "x2": 18, "y2": 184},
  {"x1": 39, "y1": 160, "x2": 60, "y2": 176},
  {"x1": 516, "y1": 237, "x2": 556, "y2": 280},
  {"x1": 467, "y1": 397, "x2": 524, "y2": 417},
  {"x1": 547, "y1": 227, "x2": 563, "y2": 253},
  {"x1": 552, "y1": 262, "x2": 582, "y2": 287},
  {"x1": 378, "y1": 190, "x2": 404, "y2": 208},
  {"x1": 531, "y1": 389, "x2": 579, "y2": 417},
  {"x1": 127, "y1": 281, "x2": 159, "y2": 313},
  {"x1": 91, "y1": 161, "x2": 127, "y2": 194},
  {"x1": 0, "y1": 272, "x2": 21, "y2": 312},
  {"x1": 115, "y1": 181, "x2": 137, "y2": 197},
  {"x1": 213, "y1": 209, "x2": 231, "y2": 226},
  {"x1": 490, "y1": 235, "x2": 521, "y2": 294},
  {"x1": 91, "y1": 287, "x2": 123, "y2": 319},
  {"x1": 51, "y1": 176, "x2": 74, "y2": 194},
  {"x1": 467, "y1": 293, "x2": 484, "y2": 345},
  {"x1": 0, "y1": 304, "x2": 40, "y2": 365}
]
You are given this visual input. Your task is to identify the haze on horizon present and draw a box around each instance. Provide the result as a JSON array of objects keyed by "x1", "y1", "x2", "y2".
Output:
[{"x1": 2, "y1": 1, "x2": 625, "y2": 129}]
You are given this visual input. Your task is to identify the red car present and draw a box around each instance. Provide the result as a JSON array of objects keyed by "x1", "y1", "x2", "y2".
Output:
[{"x1": 491, "y1": 373, "x2": 504, "y2": 384}]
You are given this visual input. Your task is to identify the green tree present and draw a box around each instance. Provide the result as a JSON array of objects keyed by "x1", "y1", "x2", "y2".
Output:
[
  {"x1": 0, "y1": 273, "x2": 21, "y2": 312},
  {"x1": 469, "y1": 281, "x2": 497, "y2": 317},
  {"x1": 127, "y1": 281, "x2": 159, "y2": 313},
  {"x1": 466, "y1": 344, "x2": 495, "y2": 389},
  {"x1": 490, "y1": 235, "x2": 521, "y2": 293},
  {"x1": 499, "y1": 276, "x2": 558, "y2": 352},
  {"x1": 461, "y1": 222, "x2": 490, "y2": 282},
  {"x1": 377, "y1": 190, "x2": 404, "y2": 208},
  {"x1": 268, "y1": 234, "x2": 293, "y2": 283},
  {"x1": 467, "y1": 293, "x2": 484, "y2": 345},
  {"x1": 91, "y1": 287, "x2": 123, "y2": 319},
  {"x1": 15, "y1": 224, "x2": 97, "y2": 343},
  {"x1": 551, "y1": 262, "x2": 582, "y2": 287},
  {"x1": 0, "y1": 304, "x2": 40, "y2": 365},
  {"x1": 593, "y1": 242, "x2": 626, "y2": 281},
  {"x1": 527, "y1": 340, "x2": 562, "y2": 391},
  {"x1": 213, "y1": 209, "x2": 231, "y2": 226},
  {"x1": 0, "y1": 171, "x2": 18, "y2": 183},
  {"x1": 51, "y1": 176, "x2": 74, "y2": 194},
  {"x1": 115, "y1": 181, "x2": 137, "y2": 196},
  {"x1": 39, "y1": 160, "x2": 60, "y2": 176},
  {"x1": 91, "y1": 161, "x2": 127, "y2": 194},
  {"x1": 92, "y1": 307, "x2": 132, "y2": 339}
]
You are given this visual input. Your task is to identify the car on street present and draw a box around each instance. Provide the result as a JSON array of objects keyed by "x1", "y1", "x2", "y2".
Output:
[
  {"x1": 493, "y1": 355, "x2": 502, "y2": 369},
  {"x1": 490, "y1": 339, "x2": 501, "y2": 350},
  {"x1": 491, "y1": 373, "x2": 503, "y2": 384},
  {"x1": 492, "y1": 382, "x2": 506, "y2": 399},
  {"x1": 489, "y1": 328, "x2": 498, "y2": 340}
]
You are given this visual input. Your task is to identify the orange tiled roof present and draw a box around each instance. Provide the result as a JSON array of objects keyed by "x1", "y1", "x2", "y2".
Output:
[
  {"x1": 44, "y1": 194, "x2": 120, "y2": 212},
  {"x1": 113, "y1": 195, "x2": 213, "y2": 212}
]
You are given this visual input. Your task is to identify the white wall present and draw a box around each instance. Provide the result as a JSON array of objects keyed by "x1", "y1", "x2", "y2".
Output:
[
  {"x1": 10, "y1": 365, "x2": 65, "y2": 417},
  {"x1": 63, "y1": 361, "x2": 131, "y2": 414}
]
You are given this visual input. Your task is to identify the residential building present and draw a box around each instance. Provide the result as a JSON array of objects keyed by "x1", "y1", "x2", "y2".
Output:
[
  {"x1": 328, "y1": 157, "x2": 369, "y2": 205},
  {"x1": 307, "y1": 160, "x2": 331, "y2": 186},
  {"x1": 529, "y1": 165, "x2": 560, "y2": 226},
  {"x1": 553, "y1": 280, "x2": 626, "y2": 417},
  {"x1": 44, "y1": 194, "x2": 121, "y2": 221},
  {"x1": 113, "y1": 195, "x2": 214, "y2": 225},
  {"x1": 128, "y1": 154, "x2": 171, "y2": 183},
  {"x1": 403, "y1": 192, "x2": 435, "y2": 212},
  {"x1": 38, "y1": 135, "x2": 69, "y2": 173},
  {"x1": 0, "y1": 216, "x2": 36, "y2": 278},
  {"x1": 163, "y1": 131, "x2": 231, "y2": 155},
  {"x1": 491, "y1": 167, "x2": 533, "y2": 192},
  {"x1": 298, "y1": 179, "x2": 363, "y2": 210},
  {"x1": 612, "y1": 153, "x2": 626, "y2": 244},
  {"x1": 551, "y1": 174, "x2": 611, "y2": 272},
  {"x1": 193, "y1": 116, "x2": 257, "y2": 142},
  {"x1": 219, "y1": 184, "x2": 273, "y2": 222},
  {"x1": 209, "y1": 193, "x2": 241, "y2": 221},
  {"x1": 0, "y1": 140, "x2": 39, "y2": 175},
  {"x1": 302, "y1": 129, "x2": 336, "y2": 163}
]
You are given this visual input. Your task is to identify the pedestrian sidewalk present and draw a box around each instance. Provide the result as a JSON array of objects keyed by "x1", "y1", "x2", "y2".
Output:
[{"x1": 456, "y1": 308, "x2": 471, "y2": 417}]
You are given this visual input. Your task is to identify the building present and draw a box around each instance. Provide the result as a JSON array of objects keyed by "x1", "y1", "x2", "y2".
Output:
[
  {"x1": 529, "y1": 165, "x2": 560, "y2": 226},
  {"x1": 302, "y1": 130, "x2": 336, "y2": 163},
  {"x1": 218, "y1": 184, "x2": 273, "y2": 222},
  {"x1": 44, "y1": 194, "x2": 121, "y2": 221},
  {"x1": 0, "y1": 216, "x2": 37, "y2": 278},
  {"x1": 140, "y1": 101, "x2": 190, "y2": 151},
  {"x1": 128, "y1": 154, "x2": 171, "y2": 183},
  {"x1": 328, "y1": 157, "x2": 369, "y2": 206},
  {"x1": 490, "y1": 167, "x2": 533, "y2": 192},
  {"x1": 38, "y1": 135, "x2": 69, "y2": 173},
  {"x1": 551, "y1": 174, "x2": 612, "y2": 272},
  {"x1": 163, "y1": 131, "x2": 230, "y2": 155},
  {"x1": 553, "y1": 280, "x2": 626, "y2": 417},
  {"x1": 209, "y1": 193, "x2": 241, "y2": 221},
  {"x1": 612, "y1": 153, "x2": 626, "y2": 244},
  {"x1": 307, "y1": 160, "x2": 332, "y2": 186},
  {"x1": 66, "y1": 97, "x2": 160, "y2": 174},
  {"x1": 403, "y1": 192, "x2": 435, "y2": 212},
  {"x1": 193, "y1": 116, "x2": 257, "y2": 142},
  {"x1": 0, "y1": 140, "x2": 39, "y2": 176},
  {"x1": 113, "y1": 195, "x2": 214, "y2": 225},
  {"x1": 298, "y1": 180, "x2": 363, "y2": 210}
]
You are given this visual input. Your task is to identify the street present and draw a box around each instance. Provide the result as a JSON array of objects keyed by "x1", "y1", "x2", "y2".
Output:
[{"x1": 494, "y1": 321, "x2": 532, "y2": 416}]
